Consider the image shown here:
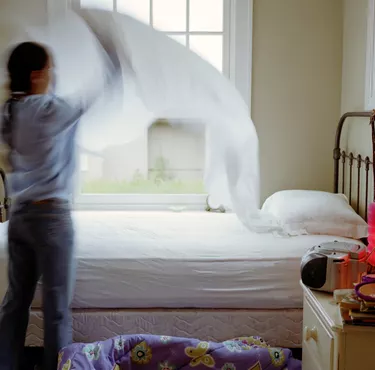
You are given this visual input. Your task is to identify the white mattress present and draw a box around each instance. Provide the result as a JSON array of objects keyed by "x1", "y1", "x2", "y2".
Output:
[
  {"x1": 26, "y1": 308, "x2": 303, "y2": 348},
  {"x1": 0, "y1": 211, "x2": 360, "y2": 309}
]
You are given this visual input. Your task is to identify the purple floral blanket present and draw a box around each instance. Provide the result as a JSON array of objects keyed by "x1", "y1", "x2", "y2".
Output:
[{"x1": 57, "y1": 334, "x2": 301, "y2": 370}]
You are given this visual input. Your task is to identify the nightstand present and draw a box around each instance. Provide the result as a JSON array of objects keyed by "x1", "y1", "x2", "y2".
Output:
[{"x1": 301, "y1": 281, "x2": 375, "y2": 370}]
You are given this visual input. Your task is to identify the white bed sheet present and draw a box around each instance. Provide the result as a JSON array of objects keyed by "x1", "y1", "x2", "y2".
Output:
[{"x1": 0, "y1": 211, "x2": 360, "y2": 309}]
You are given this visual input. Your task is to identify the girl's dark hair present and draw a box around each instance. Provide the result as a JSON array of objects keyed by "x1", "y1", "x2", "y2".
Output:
[
  {"x1": 2, "y1": 42, "x2": 49, "y2": 152},
  {"x1": 7, "y1": 41, "x2": 49, "y2": 94}
]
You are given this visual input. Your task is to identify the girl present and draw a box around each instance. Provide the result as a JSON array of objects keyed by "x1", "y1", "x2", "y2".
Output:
[{"x1": 0, "y1": 41, "x2": 89, "y2": 370}]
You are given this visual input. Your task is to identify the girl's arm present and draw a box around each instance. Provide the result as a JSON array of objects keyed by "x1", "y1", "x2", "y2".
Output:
[{"x1": 37, "y1": 95, "x2": 83, "y2": 138}]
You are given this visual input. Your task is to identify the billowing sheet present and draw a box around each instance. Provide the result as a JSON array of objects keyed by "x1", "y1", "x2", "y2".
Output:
[{"x1": 0, "y1": 10, "x2": 280, "y2": 233}]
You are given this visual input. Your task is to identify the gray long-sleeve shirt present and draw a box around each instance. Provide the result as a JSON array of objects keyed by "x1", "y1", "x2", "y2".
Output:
[{"x1": 2, "y1": 94, "x2": 82, "y2": 209}]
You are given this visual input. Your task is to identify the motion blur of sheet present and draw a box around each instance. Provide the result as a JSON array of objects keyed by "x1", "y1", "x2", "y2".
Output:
[{"x1": 0, "y1": 9, "x2": 279, "y2": 233}]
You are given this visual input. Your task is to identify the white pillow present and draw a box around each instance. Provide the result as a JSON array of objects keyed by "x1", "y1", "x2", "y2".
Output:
[{"x1": 261, "y1": 190, "x2": 368, "y2": 239}]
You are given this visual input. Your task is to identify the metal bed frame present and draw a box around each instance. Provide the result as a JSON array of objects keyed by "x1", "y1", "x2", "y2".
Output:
[{"x1": 333, "y1": 111, "x2": 375, "y2": 221}]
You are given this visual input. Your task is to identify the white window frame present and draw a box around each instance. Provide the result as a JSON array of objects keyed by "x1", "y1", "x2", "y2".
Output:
[
  {"x1": 366, "y1": 0, "x2": 375, "y2": 110},
  {"x1": 48, "y1": 0, "x2": 253, "y2": 210}
]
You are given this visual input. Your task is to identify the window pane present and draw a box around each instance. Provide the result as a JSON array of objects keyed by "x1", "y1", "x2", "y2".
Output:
[
  {"x1": 80, "y1": 133, "x2": 149, "y2": 194},
  {"x1": 80, "y1": 154, "x2": 89, "y2": 172},
  {"x1": 147, "y1": 123, "x2": 205, "y2": 194},
  {"x1": 117, "y1": 0, "x2": 150, "y2": 24},
  {"x1": 190, "y1": 35, "x2": 223, "y2": 72},
  {"x1": 153, "y1": 0, "x2": 187, "y2": 32},
  {"x1": 189, "y1": 0, "x2": 223, "y2": 32},
  {"x1": 168, "y1": 34, "x2": 187, "y2": 47},
  {"x1": 80, "y1": 0, "x2": 114, "y2": 10},
  {"x1": 80, "y1": 123, "x2": 205, "y2": 194}
]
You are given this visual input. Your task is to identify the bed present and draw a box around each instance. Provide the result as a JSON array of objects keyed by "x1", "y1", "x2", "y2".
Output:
[
  {"x1": 0, "y1": 111, "x2": 373, "y2": 349},
  {"x1": 0, "y1": 213, "x2": 357, "y2": 347}
]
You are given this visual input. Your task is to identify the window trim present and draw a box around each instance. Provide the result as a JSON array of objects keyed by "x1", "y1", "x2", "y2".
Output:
[
  {"x1": 48, "y1": 0, "x2": 253, "y2": 209},
  {"x1": 73, "y1": 193, "x2": 207, "y2": 210}
]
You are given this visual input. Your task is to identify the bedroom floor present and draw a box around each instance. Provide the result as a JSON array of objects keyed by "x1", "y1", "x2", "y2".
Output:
[{"x1": 23, "y1": 347, "x2": 303, "y2": 369}]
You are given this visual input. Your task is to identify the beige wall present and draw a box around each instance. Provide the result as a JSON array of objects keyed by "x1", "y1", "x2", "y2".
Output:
[
  {"x1": 341, "y1": 0, "x2": 368, "y2": 113},
  {"x1": 340, "y1": 0, "x2": 372, "y2": 158},
  {"x1": 0, "y1": 0, "x2": 47, "y2": 25},
  {"x1": 252, "y1": 0, "x2": 343, "y2": 202}
]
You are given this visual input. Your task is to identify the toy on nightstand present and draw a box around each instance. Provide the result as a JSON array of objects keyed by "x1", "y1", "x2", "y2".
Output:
[{"x1": 335, "y1": 275, "x2": 375, "y2": 325}]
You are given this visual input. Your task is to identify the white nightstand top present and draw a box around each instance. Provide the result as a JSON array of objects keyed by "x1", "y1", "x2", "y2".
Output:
[{"x1": 300, "y1": 280, "x2": 343, "y2": 331}]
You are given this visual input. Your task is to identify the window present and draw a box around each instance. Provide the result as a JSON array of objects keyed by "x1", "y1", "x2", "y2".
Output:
[{"x1": 68, "y1": 0, "x2": 252, "y2": 209}]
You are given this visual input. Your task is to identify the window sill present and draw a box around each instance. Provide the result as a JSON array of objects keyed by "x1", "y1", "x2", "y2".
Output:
[{"x1": 73, "y1": 193, "x2": 208, "y2": 211}]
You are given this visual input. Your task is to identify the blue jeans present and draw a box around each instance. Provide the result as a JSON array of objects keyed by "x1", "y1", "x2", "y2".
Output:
[{"x1": 0, "y1": 200, "x2": 75, "y2": 370}]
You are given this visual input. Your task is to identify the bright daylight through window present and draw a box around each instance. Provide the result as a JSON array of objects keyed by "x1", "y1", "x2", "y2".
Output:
[
  {"x1": 72, "y1": 0, "x2": 251, "y2": 207},
  {"x1": 77, "y1": 0, "x2": 225, "y2": 198}
]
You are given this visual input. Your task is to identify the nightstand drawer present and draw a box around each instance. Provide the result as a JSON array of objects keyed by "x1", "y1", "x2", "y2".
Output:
[{"x1": 303, "y1": 298, "x2": 334, "y2": 370}]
